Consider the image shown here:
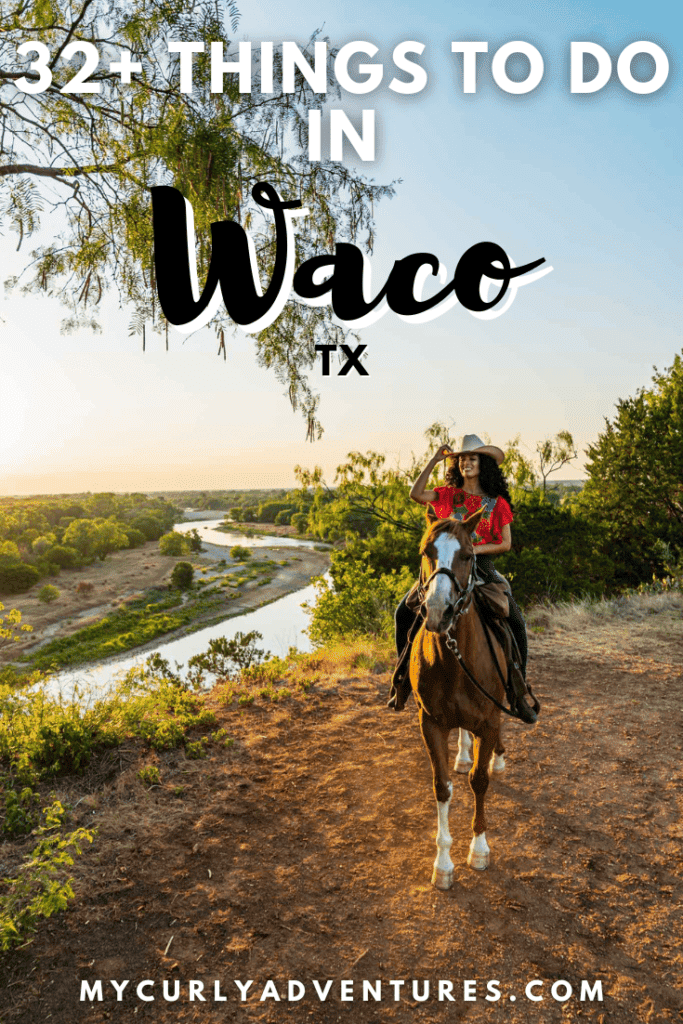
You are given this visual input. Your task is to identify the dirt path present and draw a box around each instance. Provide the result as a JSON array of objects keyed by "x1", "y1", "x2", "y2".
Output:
[{"x1": 2, "y1": 609, "x2": 682, "y2": 1024}]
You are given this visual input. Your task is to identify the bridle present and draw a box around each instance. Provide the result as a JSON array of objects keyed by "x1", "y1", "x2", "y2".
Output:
[
  {"x1": 417, "y1": 551, "x2": 521, "y2": 719},
  {"x1": 417, "y1": 560, "x2": 476, "y2": 619}
]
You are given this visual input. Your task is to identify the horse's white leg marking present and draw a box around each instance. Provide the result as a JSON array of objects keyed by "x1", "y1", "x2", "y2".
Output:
[
  {"x1": 455, "y1": 729, "x2": 474, "y2": 773},
  {"x1": 490, "y1": 752, "x2": 506, "y2": 773},
  {"x1": 467, "y1": 831, "x2": 490, "y2": 871},
  {"x1": 431, "y1": 780, "x2": 454, "y2": 890}
]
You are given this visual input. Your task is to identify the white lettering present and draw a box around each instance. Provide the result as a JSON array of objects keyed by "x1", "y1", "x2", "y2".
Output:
[
  {"x1": 617, "y1": 41, "x2": 668, "y2": 94},
  {"x1": 168, "y1": 41, "x2": 204, "y2": 93},
  {"x1": 570, "y1": 42, "x2": 611, "y2": 93},
  {"x1": 551, "y1": 980, "x2": 573, "y2": 1002},
  {"x1": 80, "y1": 980, "x2": 103, "y2": 1001},
  {"x1": 188, "y1": 980, "x2": 205, "y2": 1002},
  {"x1": 334, "y1": 42, "x2": 383, "y2": 94},
  {"x1": 491, "y1": 41, "x2": 544, "y2": 94},
  {"x1": 288, "y1": 980, "x2": 305, "y2": 1001},
  {"x1": 330, "y1": 109, "x2": 375, "y2": 161},
  {"x1": 486, "y1": 980, "x2": 501, "y2": 1001},
  {"x1": 451, "y1": 42, "x2": 488, "y2": 93},
  {"x1": 137, "y1": 980, "x2": 154, "y2": 1002},
  {"x1": 260, "y1": 980, "x2": 280, "y2": 1001},
  {"x1": 390, "y1": 42, "x2": 427, "y2": 94},
  {"x1": 210, "y1": 41, "x2": 251, "y2": 93},
  {"x1": 312, "y1": 980, "x2": 334, "y2": 1001},
  {"x1": 580, "y1": 980, "x2": 603, "y2": 1002},
  {"x1": 234, "y1": 980, "x2": 254, "y2": 1001},
  {"x1": 464, "y1": 980, "x2": 477, "y2": 1001}
]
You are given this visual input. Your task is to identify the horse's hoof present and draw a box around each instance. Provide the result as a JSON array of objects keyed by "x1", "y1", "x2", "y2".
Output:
[
  {"x1": 454, "y1": 758, "x2": 473, "y2": 774},
  {"x1": 431, "y1": 867, "x2": 454, "y2": 889},
  {"x1": 467, "y1": 849, "x2": 490, "y2": 870},
  {"x1": 490, "y1": 754, "x2": 506, "y2": 774},
  {"x1": 467, "y1": 833, "x2": 490, "y2": 871}
]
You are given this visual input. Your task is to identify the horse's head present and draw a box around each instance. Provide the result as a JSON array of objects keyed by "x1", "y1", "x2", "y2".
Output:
[{"x1": 419, "y1": 509, "x2": 485, "y2": 633}]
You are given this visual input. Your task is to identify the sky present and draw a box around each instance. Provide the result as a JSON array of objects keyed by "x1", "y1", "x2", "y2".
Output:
[{"x1": 0, "y1": 0, "x2": 680, "y2": 494}]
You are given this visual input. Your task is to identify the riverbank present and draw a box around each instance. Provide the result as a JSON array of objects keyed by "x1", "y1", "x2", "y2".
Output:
[{"x1": 1, "y1": 541, "x2": 329, "y2": 672}]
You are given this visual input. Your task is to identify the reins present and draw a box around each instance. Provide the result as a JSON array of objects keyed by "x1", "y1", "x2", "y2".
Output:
[{"x1": 417, "y1": 555, "x2": 522, "y2": 720}]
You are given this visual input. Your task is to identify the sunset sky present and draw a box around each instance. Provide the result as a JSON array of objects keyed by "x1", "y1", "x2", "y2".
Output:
[{"x1": 0, "y1": 0, "x2": 680, "y2": 494}]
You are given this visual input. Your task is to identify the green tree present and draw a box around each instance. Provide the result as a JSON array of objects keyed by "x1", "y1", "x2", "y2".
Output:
[
  {"x1": 535, "y1": 431, "x2": 578, "y2": 495},
  {"x1": 1, "y1": 0, "x2": 393, "y2": 437},
  {"x1": 580, "y1": 352, "x2": 683, "y2": 579},
  {"x1": 170, "y1": 561, "x2": 193, "y2": 589},
  {"x1": 159, "y1": 531, "x2": 188, "y2": 556},
  {"x1": 91, "y1": 521, "x2": 129, "y2": 560}
]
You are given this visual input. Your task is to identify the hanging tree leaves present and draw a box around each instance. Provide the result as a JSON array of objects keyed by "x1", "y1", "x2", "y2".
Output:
[{"x1": 0, "y1": 0, "x2": 395, "y2": 437}]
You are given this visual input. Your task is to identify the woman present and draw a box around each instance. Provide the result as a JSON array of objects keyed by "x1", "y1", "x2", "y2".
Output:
[{"x1": 388, "y1": 433, "x2": 537, "y2": 723}]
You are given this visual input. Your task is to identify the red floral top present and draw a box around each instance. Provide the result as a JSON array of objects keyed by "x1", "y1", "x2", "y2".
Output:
[{"x1": 431, "y1": 487, "x2": 513, "y2": 546}]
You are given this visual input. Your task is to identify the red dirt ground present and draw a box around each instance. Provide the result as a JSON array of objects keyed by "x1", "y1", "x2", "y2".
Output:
[{"x1": 1, "y1": 609, "x2": 682, "y2": 1024}]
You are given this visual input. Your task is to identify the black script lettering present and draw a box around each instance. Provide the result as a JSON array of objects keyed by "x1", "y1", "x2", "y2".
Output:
[
  {"x1": 454, "y1": 242, "x2": 546, "y2": 312},
  {"x1": 294, "y1": 244, "x2": 387, "y2": 322},
  {"x1": 151, "y1": 182, "x2": 301, "y2": 331}
]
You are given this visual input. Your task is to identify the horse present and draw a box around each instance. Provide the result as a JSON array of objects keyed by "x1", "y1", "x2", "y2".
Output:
[{"x1": 409, "y1": 508, "x2": 512, "y2": 889}]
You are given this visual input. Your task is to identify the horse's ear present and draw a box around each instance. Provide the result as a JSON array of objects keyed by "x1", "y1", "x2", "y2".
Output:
[
  {"x1": 425, "y1": 505, "x2": 438, "y2": 525},
  {"x1": 462, "y1": 507, "x2": 485, "y2": 534}
]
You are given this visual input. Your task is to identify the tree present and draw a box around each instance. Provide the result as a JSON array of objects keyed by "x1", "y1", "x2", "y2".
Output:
[
  {"x1": 91, "y1": 520, "x2": 129, "y2": 560},
  {"x1": 62, "y1": 518, "x2": 127, "y2": 560},
  {"x1": 170, "y1": 561, "x2": 193, "y2": 589},
  {"x1": 1, "y1": 0, "x2": 393, "y2": 437},
  {"x1": 581, "y1": 352, "x2": 683, "y2": 575},
  {"x1": 501, "y1": 432, "x2": 577, "y2": 496},
  {"x1": 536, "y1": 431, "x2": 578, "y2": 494},
  {"x1": 159, "y1": 531, "x2": 189, "y2": 556}
]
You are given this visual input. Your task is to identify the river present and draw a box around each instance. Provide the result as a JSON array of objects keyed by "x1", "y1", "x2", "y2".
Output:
[{"x1": 44, "y1": 515, "x2": 328, "y2": 701}]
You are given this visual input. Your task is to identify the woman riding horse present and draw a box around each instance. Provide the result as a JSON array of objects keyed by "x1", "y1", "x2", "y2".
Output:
[{"x1": 388, "y1": 433, "x2": 538, "y2": 724}]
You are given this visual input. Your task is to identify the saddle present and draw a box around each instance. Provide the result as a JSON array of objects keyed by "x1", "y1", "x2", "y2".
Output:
[{"x1": 395, "y1": 576, "x2": 539, "y2": 722}]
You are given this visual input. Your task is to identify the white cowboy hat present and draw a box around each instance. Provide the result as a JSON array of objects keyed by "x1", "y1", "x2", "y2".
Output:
[{"x1": 447, "y1": 434, "x2": 505, "y2": 467}]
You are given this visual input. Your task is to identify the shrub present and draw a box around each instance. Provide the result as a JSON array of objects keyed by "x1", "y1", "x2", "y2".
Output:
[
  {"x1": 170, "y1": 561, "x2": 194, "y2": 589},
  {"x1": 0, "y1": 564, "x2": 40, "y2": 595},
  {"x1": 137, "y1": 766, "x2": 160, "y2": 786},
  {"x1": 187, "y1": 631, "x2": 267, "y2": 680},
  {"x1": 0, "y1": 802, "x2": 94, "y2": 951},
  {"x1": 291, "y1": 512, "x2": 309, "y2": 534},
  {"x1": 124, "y1": 528, "x2": 146, "y2": 549},
  {"x1": 229, "y1": 545, "x2": 251, "y2": 561},
  {"x1": 307, "y1": 563, "x2": 415, "y2": 647},
  {"x1": 274, "y1": 509, "x2": 293, "y2": 525},
  {"x1": 38, "y1": 585, "x2": 59, "y2": 604},
  {"x1": 158, "y1": 532, "x2": 187, "y2": 556},
  {"x1": 75, "y1": 581, "x2": 94, "y2": 596},
  {"x1": 48, "y1": 545, "x2": 79, "y2": 568}
]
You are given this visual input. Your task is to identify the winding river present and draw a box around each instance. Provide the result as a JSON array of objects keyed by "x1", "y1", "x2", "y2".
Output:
[{"x1": 45, "y1": 515, "x2": 329, "y2": 701}]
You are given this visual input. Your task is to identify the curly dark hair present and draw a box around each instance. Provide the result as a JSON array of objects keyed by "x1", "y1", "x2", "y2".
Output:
[{"x1": 445, "y1": 453, "x2": 514, "y2": 511}]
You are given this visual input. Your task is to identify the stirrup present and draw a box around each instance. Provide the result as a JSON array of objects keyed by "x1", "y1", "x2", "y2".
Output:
[
  {"x1": 387, "y1": 666, "x2": 411, "y2": 711},
  {"x1": 508, "y1": 662, "x2": 539, "y2": 724}
]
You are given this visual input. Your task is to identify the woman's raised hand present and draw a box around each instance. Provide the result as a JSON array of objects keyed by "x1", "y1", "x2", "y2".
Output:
[{"x1": 433, "y1": 444, "x2": 454, "y2": 463}]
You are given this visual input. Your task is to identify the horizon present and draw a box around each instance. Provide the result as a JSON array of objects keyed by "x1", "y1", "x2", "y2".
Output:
[{"x1": 1, "y1": 0, "x2": 680, "y2": 495}]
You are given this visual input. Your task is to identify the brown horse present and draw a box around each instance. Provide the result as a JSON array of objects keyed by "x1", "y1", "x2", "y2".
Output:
[{"x1": 409, "y1": 509, "x2": 511, "y2": 889}]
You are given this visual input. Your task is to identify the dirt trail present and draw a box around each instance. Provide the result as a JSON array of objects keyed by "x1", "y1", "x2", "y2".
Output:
[{"x1": 1, "y1": 611, "x2": 682, "y2": 1024}]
